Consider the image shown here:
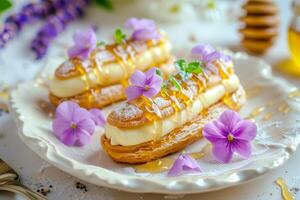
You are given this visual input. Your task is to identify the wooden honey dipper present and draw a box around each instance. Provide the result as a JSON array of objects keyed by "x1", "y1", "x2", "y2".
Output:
[{"x1": 239, "y1": 0, "x2": 279, "y2": 54}]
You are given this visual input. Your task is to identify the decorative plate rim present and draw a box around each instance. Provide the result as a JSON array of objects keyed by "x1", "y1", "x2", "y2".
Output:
[{"x1": 9, "y1": 52, "x2": 300, "y2": 194}]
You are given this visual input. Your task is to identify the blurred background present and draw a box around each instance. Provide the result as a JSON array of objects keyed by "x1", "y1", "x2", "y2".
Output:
[{"x1": 0, "y1": 0, "x2": 299, "y2": 86}]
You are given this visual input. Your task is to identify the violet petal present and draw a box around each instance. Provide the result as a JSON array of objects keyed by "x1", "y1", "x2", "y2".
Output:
[
  {"x1": 232, "y1": 120, "x2": 257, "y2": 141},
  {"x1": 72, "y1": 107, "x2": 92, "y2": 124},
  {"x1": 130, "y1": 70, "x2": 146, "y2": 86},
  {"x1": 68, "y1": 46, "x2": 89, "y2": 59},
  {"x1": 132, "y1": 28, "x2": 161, "y2": 41},
  {"x1": 55, "y1": 101, "x2": 79, "y2": 120},
  {"x1": 231, "y1": 140, "x2": 252, "y2": 159},
  {"x1": 89, "y1": 109, "x2": 106, "y2": 127},
  {"x1": 143, "y1": 87, "x2": 159, "y2": 98},
  {"x1": 168, "y1": 154, "x2": 201, "y2": 177},
  {"x1": 202, "y1": 121, "x2": 227, "y2": 142},
  {"x1": 125, "y1": 85, "x2": 144, "y2": 101},
  {"x1": 218, "y1": 110, "x2": 241, "y2": 133},
  {"x1": 60, "y1": 128, "x2": 77, "y2": 146},
  {"x1": 212, "y1": 139, "x2": 233, "y2": 163},
  {"x1": 52, "y1": 118, "x2": 71, "y2": 137},
  {"x1": 74, "y1": 128, "x2": 92, "y2": 146},
  {"x1": 77, "y1": 118, "x2": 95, "y2": 136}
]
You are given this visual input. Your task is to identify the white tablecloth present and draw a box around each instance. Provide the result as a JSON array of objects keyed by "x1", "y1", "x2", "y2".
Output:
[{"x1": 0, "y1": 0, "x2": 299, "y2": 199}]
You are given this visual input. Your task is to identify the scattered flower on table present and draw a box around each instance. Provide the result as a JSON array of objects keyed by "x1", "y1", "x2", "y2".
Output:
[
  {"x1": 202, "y1": 110, "x2": 257, "y2": 163},
  {"x1": 168, "y1": 153, "x2": 201, "y2": 177},
  {"x1": 89, "y1": 108, "x2": 106, "y2": 126},
  {"x1": 68, "y1": 28, "x2": 97, "y2": 60},
  {"x1": 124, "y1": 17, "x2": 161, "y2": 41},
  {"x1": 125, "y1": 67, "x2": 163, "y2": 101},
  {"x1": 52, "y1": 101, "x2": 96, "y2": 146}
]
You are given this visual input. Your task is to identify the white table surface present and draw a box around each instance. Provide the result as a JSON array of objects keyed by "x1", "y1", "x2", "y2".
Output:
[{"x1": 1, "y1": 0, "x2": 300, "y2": 199}]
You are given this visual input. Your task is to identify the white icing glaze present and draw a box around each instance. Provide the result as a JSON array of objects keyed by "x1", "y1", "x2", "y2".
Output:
[{"x1": 105, "y1": 74, "x2": 240, "y2": 146}]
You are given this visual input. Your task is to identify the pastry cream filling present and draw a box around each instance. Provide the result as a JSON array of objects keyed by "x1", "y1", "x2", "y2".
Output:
[
  {"x1": 105, "y1": 74, "x2": 240, "y2": 146},
  {"x1": 50, "y1": 41, "x2": 172, "y2": 98}
]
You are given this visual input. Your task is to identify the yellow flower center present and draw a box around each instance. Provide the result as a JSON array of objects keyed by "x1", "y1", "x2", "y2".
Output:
[
  {"x1": 145, "y1": 85, "x2": 150, "y2": 91},
  {"x1": 227, "y1": 133, "x2": 234, "y2": 141},
  {"x1": 70, "y1": 123, "x2": 77, "y2": 129}
]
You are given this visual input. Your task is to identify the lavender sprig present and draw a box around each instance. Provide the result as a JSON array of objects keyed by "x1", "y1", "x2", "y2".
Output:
[
  {"x1": 31, "y1": 0, "x2": 90, "y2": 59},
  {"x1": 0, "y1": 1, "x2": 55, "y2": 48}
]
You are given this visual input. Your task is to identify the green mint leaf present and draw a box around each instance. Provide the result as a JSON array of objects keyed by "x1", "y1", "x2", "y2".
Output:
[
  {"x1": 114, "y1": 28, "x2": 126, "y2": 44},
  {"x1": 169, "y1": 75, "x2": 181, "y2": 91},
  {"x1": 186, "y1": 61, "x2": 203, "y2": 74},
  {"x1": 175, "y1": 59, "x2": 186, "y2": 72},
  {"x1": 156, "y1": 69, "x2": 163, "y2": 77},
  {"x1": 0, "y1": 0, "x2": 12, "y2": 14},
  {"x1": 94, "y1": 0, "x2": 114, "y2": 10}
]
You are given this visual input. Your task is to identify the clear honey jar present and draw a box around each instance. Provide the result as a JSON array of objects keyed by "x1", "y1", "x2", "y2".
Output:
[{"x1": 288, "y1": 0, "x2": 300, "y2": 67}]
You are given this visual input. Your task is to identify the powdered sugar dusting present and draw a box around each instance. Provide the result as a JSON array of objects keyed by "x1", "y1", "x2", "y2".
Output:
[
  {"x1": 113, "y1": 103, "x2": 143, "y2": 119},
  {"x1": 57, "y1": 60, "x2": 75, "y2": 75},
  {"x1": 153, "y1": 97, "x2": 170, "y2": 108}
]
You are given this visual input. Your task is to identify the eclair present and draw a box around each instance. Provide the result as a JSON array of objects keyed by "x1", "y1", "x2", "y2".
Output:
[
  {"x1": 101, "y1": 45, "x2": 246, "y2": 164},
  {"x1": 49, "y1": 18, "x2": 174, "y2": 109}
]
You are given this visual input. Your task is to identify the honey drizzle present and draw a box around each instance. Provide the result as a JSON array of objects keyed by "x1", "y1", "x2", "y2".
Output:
[
  {"x1": 136, "y1": 59, "x2": 234, "y2": 124},
  {"x1": 246, "y1": 106, "x2": 266, "y2": 119},
  {"x1": 275, "y1": 177, "x2": 295, "y2": 200},
  {"x1": 263, "y1": 112, "x2": 273, "y2": 121},
  {"x1": 288, "y1": 89, "x2": 300, "y2": 99},
  {"x1": 246, "y1": 86, "x2": 262, "y2": 99},
  {"x1": 278, "y1": 102, "x2": 292, "y2": 115},
  {"x1": 74, "y1": 59, "x2": 91, "y2": 91},
  {"x1": 134, "y1": 151, "x2": 205, "y2": 173}
]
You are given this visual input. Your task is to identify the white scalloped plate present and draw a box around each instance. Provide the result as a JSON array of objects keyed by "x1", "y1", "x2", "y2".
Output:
[{"x1": 9, "y1": 53, "x2": 300, "y2": 194}]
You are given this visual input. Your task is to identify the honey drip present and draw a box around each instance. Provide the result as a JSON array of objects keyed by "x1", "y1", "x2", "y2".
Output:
[
  {"x1": 223, "y1": 93, "x2": 241, "y2": 110},
  {"x1": 246, "y1": 106, "x2": 265, "y2": 119},
  {"x1": 278, "y1": 102, "x2": 292, "y2": 115},
  {"x1": 246, "y1": 86, "x2": 262, "y2": 99},
  {"x1": 134, "y1": 152, "x2": 205, "y2": 173},
  {"x1": 263, "y1": 112, "x2": 273, "y2": 121},
  {"x1": 275, "y1": 177, "x2": 295, "y2": 200},
  {"x1": 134, "y1": 157, "x2": 173, "y2": 173},
  {"x1": 288, "y1": 89, "x2": 300, "y2": 99}
]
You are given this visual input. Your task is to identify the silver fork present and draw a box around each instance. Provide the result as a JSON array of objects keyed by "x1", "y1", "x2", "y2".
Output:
[{"x1": 0, "y1": 159, "x2": 47, "y2": 200}]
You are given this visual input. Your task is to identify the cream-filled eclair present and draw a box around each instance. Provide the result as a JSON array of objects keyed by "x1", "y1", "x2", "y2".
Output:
[
  {"x1": 101, "y1": 44, "x2": 246, "y2": 164},
  {"x1": 49, "y1": 18, "x2": 174, "y2": 109}
]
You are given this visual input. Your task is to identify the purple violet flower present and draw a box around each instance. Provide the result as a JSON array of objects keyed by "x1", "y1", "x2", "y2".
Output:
[
  {"x1": 89, "y1": 109, "x2": 106, "y2": 127},
  {"x1": 68, "y1": 28, "x2": 97, "y2": 60},
  {"x1": 125, "y1": 67, "x2": 163, "y2": 101},
  {"x1": 124, "y1": 17, "x2": 161, "y2": 41},
  {"x1": 168, "y1": 154, "x2": 201, "y2": 177},
  {"x1": 191, "y1": 44, "x2": 231, "y2": 73},
  {"x1": 52, "y1": 101, "x2": 95, "y2": 146},
  {"x1": 202, "y1": 110, "x2": 257, "y2": 163}
]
